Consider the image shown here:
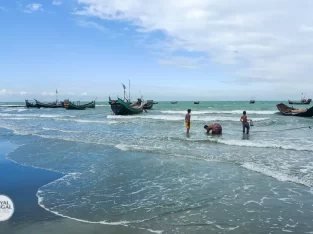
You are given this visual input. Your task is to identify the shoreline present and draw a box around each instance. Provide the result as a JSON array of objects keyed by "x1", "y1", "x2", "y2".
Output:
[{"x1": 0, "y1": 139, "x2": 151, "y2": 234}]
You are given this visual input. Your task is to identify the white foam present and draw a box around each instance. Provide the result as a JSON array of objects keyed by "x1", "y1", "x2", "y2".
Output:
[
  {"x1": 42, "y1": 127, "x2": 82, "y2": 133},
  {"x1": 96, "y1": 104, "x2": 110, "y2": 107},
  {"x1": 107, "y1": 115, "x2": 268, "y2": 122},
  {"x1": 215, "y1": 225, "x2": 239, "y2": 231},
  {"x1": 115, "y1": 144, "x2": 161, "y2": 152},
  {"x1": 242, "y1": 162, "x2": 312, "y2": 187},
  {"x1": 208, "y1": 138, "x2": 313, "y2": 152},
  {"x1": 2, "y1": 108, "x2": 27, "y2": 112},
  {"x1": 36, "y1": 174, "x2": 163, "y2": 233},
  {"x1": 0, "y1": 117, "x2": 37, "y2": 120},
  {"x1": 0, "y1": 113, "x2": 76, "y2": 118},
  {"x1": 73, "y1": 119, "x2": 107, "y2": 124},
  {"x1": 161, "y1": 110, "x2": 277, "y2": 115}
]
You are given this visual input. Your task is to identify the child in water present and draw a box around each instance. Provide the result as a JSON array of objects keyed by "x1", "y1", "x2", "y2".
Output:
[
  {"x1": 185, "y1": 109, "x2": 191, "y2": 134},
  {"x1": 240, "y1": 111, "x2": 252, "y2": 134}
]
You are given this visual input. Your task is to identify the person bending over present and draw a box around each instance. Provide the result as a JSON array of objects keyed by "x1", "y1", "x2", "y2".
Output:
[{"x1": 204, "y1": 123, "x2": 222, "y2": 134}]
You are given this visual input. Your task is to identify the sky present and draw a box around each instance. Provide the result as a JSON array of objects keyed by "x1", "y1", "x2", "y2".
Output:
[{"x1": 1, "y1": 0, "x2": 313, "y2": 101}]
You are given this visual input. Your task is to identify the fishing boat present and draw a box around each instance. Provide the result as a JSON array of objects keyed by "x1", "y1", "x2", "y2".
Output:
[
  {"x1": 249, "y1": 97, "x2": 255, "y2": 104},
  {"x1": 64, "y1": 99, "x2": 96, "y2": 110},
  {"x1": 276, "y1": 103, "x2": 313, "y2": 117},
  {"x1": 34, "y1": 99, "x2": 64, "y2": 108},
  {"x1": 25, "y1": 99, "x2": 39, "y2": 108},
  {"x1": 26, "y1": 89, "x2": 64, "y2": 108},
  {"x1": 110, "y1": 97, "x2": 144, "y2": 115},
  {"x1": 171, "y1": 101, "x2": 178, "y2": 104},
  {"x1": 143, "y1": 100, "x2": 154, "y2": 109},
  {"x1": 288, "y1": 94, "x2": 311, "y2": 104},
  {"x1": 194, "y1": 101, "x2": 200, "y2": 104},
  {"x1": 63, "y1": 100, "x2": 86, "y2": 110},
  {"x1": 109, "y1": 81, "x2": 144, "y2": 115}
]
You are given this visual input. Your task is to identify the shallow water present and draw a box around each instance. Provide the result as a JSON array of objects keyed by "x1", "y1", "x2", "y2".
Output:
[{"x1": 0, "y1": 101, "x2": 313, "y2": 233}]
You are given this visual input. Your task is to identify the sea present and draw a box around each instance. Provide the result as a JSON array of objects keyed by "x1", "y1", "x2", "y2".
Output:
[{"x1": 0, "y1": 101, "x2": 313, "y2": 234}]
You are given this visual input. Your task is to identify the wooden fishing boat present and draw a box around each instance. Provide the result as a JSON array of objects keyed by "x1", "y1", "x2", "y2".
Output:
[
  {"x1": 276, "y1": 103, "x2": 313, "y2": 117},
  {"x1": 25, "y1": 99, "x2": 39, "y2": 108},
  {"x1": 110, "y1": 97, "x2": 144, "y2": 115},
  {"x1": 288, "y1": 99, "x2": 312, "y2": 105},
  {"x1": 34, "y1": 99, "x2": 64, "y2": 108},
  {"x1": 63, "y1": 100, "x2": 86, "y2": 110},
  {"x1": 194, "y1": 101, "x2": 200, "y2": 104},
  {"x1": 84, "y1": 100, "x2": 96, "y2": 108},
  {"x1": 143, "y1": 100, "x2": 154, "y2": 109},
  {"x1": 171, "y1": 101, "x2": 178, "y2": 104}
]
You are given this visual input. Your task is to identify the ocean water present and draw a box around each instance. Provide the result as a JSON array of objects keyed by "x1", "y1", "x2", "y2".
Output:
[{"x1": 1, "y1": 101, "x2": 313, "y2": 233}]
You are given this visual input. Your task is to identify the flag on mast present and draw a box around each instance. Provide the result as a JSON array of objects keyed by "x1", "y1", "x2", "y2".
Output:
[
  {"x1": 56, "y1": 89, "x2": 58, "y2": 94},
  {"x1": 121, "y1": 83, "x2": 126, "y2": 89}
]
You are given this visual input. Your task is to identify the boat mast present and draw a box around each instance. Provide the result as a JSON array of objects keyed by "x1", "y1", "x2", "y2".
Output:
[
  {"x1": 56, "y1": 89, "x2": 58, "y2": 103},
  {"x1": 129, "y1": 79, "x2": 130, "y2": 102}
]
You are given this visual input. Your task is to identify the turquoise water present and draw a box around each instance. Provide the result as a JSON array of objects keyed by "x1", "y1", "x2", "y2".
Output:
[{"x1": 0, "y1": 101, "x2": 313, "y2": 233}]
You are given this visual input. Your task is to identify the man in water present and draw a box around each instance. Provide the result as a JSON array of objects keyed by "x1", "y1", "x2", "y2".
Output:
[
  {"x1": 204, "y1": 123, "x2": 222, "y2": 134},
  {"x1": 240, "y1": 111, "x2": 252, "y2": 134},
  {"x1": 185, "y1": 109, "x2": 191, "y2": 134}
]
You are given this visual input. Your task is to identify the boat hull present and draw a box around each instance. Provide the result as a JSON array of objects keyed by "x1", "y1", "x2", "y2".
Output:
[
  {"x1": 288, "y1": 99, "x2": 312, "y2": 105},
  {"x1": 25, "y1": 100, "x2": 39, "y2": 108},
  {"x1": 143, "y1": 102, "x2": 153, "y2": 109},
  {"x1": 276, "y1": 103, "x2": 313, "y2": 117},
  {"x1": 35, "y1": 99, "x2": 64, "y2": 108},
  {"x1": 110, "y1": 98, "x2": 144, "y2": 115}
]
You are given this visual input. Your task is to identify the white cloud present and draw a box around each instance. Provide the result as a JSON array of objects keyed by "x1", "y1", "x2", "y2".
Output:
[
  {"x1": 158, "y1": 56, "x2": 207, "y2": 69},
  {"x1": 82, "y1": 92, "x2": 88, "y2": 96},
  {"x1": 41, "y1": 92, "x2": 55, "y2": 96},
  {"x1": 0, "y1": 89, "x2": 10, "y2": 95},
  {"x1": 0, "y1": 89, "x2": 30, "y2": 95},
  {"x1": 52, "y1": 0, "x2": 63, "y2": 6},
  {"x1": 299, "y1": 25, "x2": 313, "y2": 32},
  {"x1": 76, "y1": 20, "x2": 106, "y2": 31},
  {"x1": 75, "y1": 0, "x2": 313, "y2": 86},
  {"x1": 24, "y1": 3, "x2": 43, "y2": 13}
]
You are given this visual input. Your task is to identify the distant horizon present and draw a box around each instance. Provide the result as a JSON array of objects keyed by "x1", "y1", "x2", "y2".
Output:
[{"x1": 0, "y1": 99, "x2": 305, "y2": 103}]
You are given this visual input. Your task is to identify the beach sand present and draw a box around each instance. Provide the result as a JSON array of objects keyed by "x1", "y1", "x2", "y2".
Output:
[{"x1": 0, "y1": 140, "x2": 150, "y2": 234}]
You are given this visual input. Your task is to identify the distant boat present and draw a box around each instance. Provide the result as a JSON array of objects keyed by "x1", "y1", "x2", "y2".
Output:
[
  {"x1": 288, "y1": 94, "x2": 311, "y2": 104},
  {"x1": 63, "y1": 99, "x2": 96, "y2": 110},
  {"x1": 276, "y1": 103, "x2": 313, "y2": 117},
  {"x1": 34, "y1": 99, "x2": 64, "y2": 108},
  {"x1": 171, "y1": 101, "x2": 178, "y2": 104},
  {"x1": 26, "y1": 89, "x2": 64, "y2": 108},
  {"x1": 63, "y1": 100, "x2": 86, "y2": 110},
  {"x1": 249, "y1": 100, "x2": 255, "y2": 104},
  {"x1": 194, "y1": 101, "x2": 200, "y2": 104},
  {"x1": 110, "y1": 97, "x2": 144, "y2": 115},
  {"x1": 25, "y1": 99, "x2": 39, "y2": 108},
  {"x1": 109, "y1": 81, "x2": 144, "y2": 115},
  {"x1": 143, "y1": 100, "x2": 154, "y2": 109}
]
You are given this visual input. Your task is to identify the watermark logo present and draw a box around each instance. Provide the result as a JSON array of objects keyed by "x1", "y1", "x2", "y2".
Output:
[{"x1": 0, "y1": 195, "x2": 14, "y2": 221}]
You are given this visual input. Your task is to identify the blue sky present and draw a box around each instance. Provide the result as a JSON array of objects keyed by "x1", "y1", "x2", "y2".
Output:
[{"x1": 1, "y1": 0, "x2": 313, "y2": 101}]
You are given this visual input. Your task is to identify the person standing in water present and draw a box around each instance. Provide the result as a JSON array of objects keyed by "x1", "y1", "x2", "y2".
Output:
[
  {"x1": 185, "y1": 109, "x2": 191, "y2": 134},
  {"x1": 240, "y1": 111, "x2": 252, "y2": 134}
]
